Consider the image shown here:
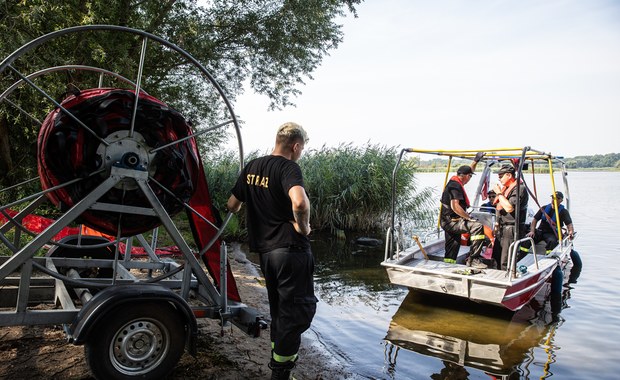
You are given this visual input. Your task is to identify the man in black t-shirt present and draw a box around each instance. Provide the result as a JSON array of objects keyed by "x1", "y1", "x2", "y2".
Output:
[
  {"x1": 227, "y1": 122, "x2": 316, "y2": 380},
  {"x1": 527, "y1": 191, "x2": 574, "y2": 252},
  {"x1": 492, "y1": 164, "x2": 529, "y2": 270},
  {"x1": 440, "y1": 152, "x2": 487, "y2": 268}
]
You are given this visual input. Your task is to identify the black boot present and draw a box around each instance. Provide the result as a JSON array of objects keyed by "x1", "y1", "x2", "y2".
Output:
[{"x1": 269, "y1": 358, "x2": 295, "y2": 380}]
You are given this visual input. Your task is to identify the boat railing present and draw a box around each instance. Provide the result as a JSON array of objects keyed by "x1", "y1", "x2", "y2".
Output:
[
  {"x1": 421, "y1": 229, "x2": 442, "y2": 243},
  {"x1": 385, "y1": 226, "x2": 394, "y2": 261},
  {"x1": 507, "y1": 236, "x2": 538, "y2": 280}
]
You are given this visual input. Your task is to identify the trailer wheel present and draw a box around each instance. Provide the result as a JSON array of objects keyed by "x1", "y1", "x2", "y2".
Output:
[{"x1": 84, "y1": 301, "x2": 185, "y2": 380}]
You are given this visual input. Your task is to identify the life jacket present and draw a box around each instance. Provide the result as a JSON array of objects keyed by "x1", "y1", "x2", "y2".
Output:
[
  {"x1": 493, "y1": 178, "x2": 518, "y2": 210},
  {"x1": 543, "y1": 203, "x2": 565, "y2": 227},
  {"x1": 450, "y1": 175, "x2": 470, "y2": 207}
]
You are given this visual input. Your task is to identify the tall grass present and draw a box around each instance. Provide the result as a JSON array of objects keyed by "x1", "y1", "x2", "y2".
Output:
[
  {"x1": 201, "y1": 150, "x2": 258, "y2": 240},
  {"x1": 300, "y1": 143, "x2": 435, "y2": 233},
  {"x1": 202, "y1": 144, "x2": 435, "y2": 239}
]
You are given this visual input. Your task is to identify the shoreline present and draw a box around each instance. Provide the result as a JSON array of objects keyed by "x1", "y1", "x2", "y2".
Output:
[{"x1": 206, "y1": 243, "x2": 354, "y2": 379}]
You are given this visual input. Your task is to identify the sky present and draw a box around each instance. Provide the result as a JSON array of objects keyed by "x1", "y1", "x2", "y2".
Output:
[{"x1": 231, "y1": 0, "x2": 620, "y2": 157}]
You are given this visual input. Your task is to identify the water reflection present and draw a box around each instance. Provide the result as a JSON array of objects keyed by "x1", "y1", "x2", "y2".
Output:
[
  {"x1": 311, "y1": 232, "x2": 395, "y2": 296},
  {"x1": 383, "y1": 285, "x2": 574, "y2": 379}
]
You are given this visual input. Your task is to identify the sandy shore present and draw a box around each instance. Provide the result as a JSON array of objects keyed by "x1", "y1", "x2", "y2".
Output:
[{"x1": 169, "y1": 243, "x2": 354, "y2": 379}]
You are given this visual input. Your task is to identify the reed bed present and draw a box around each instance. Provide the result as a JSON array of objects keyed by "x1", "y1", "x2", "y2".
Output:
[
  {"x1": 203, "y1": 144, "x2": 435, "y2": 238},
  {"x1": 301, "y1": 143, "x2": 435, "y2": 233}
]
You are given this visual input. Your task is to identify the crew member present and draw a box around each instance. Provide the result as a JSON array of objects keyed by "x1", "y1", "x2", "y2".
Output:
[
  {"x1": 492, "y1": 164, "x2": 529, "y2": 270},
  {"x1": 439, "y1": 152, "x2": 487, "y2": 269},
  {"x1": 527, "y1": 191, "x2": 574, "y2": 253},
  {"x1": 480, "y1": 190, "x2": 497, "y2": 214},
  {"x1": 227, "y1": 122, "x2": 317, "y2": 380}
]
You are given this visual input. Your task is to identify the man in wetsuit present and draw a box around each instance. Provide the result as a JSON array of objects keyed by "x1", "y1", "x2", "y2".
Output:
[
  {"x1": 227, "y1": 122, "x2": 317, "y2": 380},
  {"x1": 439, "y1": 152, "x2": 487, "y2": 269}
]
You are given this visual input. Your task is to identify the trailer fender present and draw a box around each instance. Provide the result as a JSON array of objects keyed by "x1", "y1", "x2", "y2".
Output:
[{"x1": 68, "y1": 284, "x2": 198, "y2": 355}]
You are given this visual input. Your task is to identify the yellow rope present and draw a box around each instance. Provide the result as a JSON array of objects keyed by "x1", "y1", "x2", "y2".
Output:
[{"x1": 540, "y1": 324, "x2": 558, "y2": 379}]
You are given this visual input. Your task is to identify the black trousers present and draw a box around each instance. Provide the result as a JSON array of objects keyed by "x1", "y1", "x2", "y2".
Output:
[
  {"x1": 441, "y1": 218, "x2": 485, "y2": 262},
  {"x1": 540, "y1": 231, "x2": 560, "y2": 251},
  {"x1": 493, "y1": 224, "x2": 526, "y2": 270},
  {"x1": 260, "y1": 246, "x2": 317, "y2": 360}
]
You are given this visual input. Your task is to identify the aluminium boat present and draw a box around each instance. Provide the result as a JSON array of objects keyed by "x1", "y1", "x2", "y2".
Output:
[{"x1": 381, "y1": 147, "x2": 575, "y2": 311}]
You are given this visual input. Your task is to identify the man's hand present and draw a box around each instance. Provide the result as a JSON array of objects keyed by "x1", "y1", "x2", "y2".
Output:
[
  {"x1": 526, "y1": 231, "x2": 535, "y2": 238},
  {"x1": 226, "y1": 194, "x2": 242, "y2": 213},
  {"x1": 474, "y1": 152, "x2": 486, "y2": 163}
]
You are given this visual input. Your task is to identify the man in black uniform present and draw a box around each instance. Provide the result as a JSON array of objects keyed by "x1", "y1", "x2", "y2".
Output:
[
  {"x1": 492, "y1": 164, "x2": 529, "y2": 270},
  {"x1": 440, "y1": 152, "x2": 487, "y2": 268},
  {"x1": 527, "y1": 191, "x2": 574, "y2": 253},
  {"x1": 227, "y1": 122, "x2": 316, "y2": 380}
]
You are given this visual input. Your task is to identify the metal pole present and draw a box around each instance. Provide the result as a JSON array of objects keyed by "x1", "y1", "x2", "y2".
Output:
[{"x1": 129, "y1": 37, "x2": 148, "y2": 138}]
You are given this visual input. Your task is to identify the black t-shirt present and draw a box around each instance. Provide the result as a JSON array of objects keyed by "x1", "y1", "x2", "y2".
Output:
[
  {"x1": 440, "y1": 179, "x2": 467, "y2": 222},
  {"x1": 497, "y1": 184, "x2": 528, "y2": 225},
  {"x1": 231, "y1": 155, "x2": 310, "y2": 253},
  {"x1": 534, "y1": 204, "x2": 572, "y2": 233}
]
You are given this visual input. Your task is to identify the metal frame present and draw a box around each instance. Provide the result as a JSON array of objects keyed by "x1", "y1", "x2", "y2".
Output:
[
  {"x1": 387, "y1": 147, "x2": 571, "y2": 263},
  {"x1": 0, "y1": 26, "x2": 260, "y2": 335}
]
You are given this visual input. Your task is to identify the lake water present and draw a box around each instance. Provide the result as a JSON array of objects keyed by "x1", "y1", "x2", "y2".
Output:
[{"x1": 305, "y1": 171, "x2": 620, "y2": 379}]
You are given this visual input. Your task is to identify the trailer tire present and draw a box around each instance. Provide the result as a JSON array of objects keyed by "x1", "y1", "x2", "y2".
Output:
[{"x1": 84, "y1": 301, "x2": 185, "y2": 379}]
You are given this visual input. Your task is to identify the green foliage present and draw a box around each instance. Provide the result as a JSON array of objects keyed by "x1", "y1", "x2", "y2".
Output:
[
  {"x1": 0, "y1": 0, "x2": 361, "y2": 187},
  {"x1": 201, "y1": 149, "x2": 259, "y2": 240},
  {"x1": 299, "y1": 143, "x2": 435, "y2": 233}
]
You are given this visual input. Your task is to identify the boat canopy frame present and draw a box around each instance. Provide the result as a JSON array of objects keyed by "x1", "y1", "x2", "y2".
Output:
[{"x1": 388, "y1": 147, "x2": 570, "y2": 260}]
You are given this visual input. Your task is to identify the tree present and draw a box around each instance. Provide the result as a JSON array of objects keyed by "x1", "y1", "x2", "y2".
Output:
[
  {"x1": 0, "y1": 0, "x2": 362, "y2": 188},
  {"x1": 565, "y1": 153, "x2": 620, "y2": 169}
]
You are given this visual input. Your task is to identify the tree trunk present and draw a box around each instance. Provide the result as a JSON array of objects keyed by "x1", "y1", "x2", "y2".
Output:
[{"x1": 0, "y1": 114, "x2": 13, "y2": 177}]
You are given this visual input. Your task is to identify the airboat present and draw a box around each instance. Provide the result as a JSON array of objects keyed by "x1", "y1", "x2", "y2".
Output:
[
  {"x1": 381, "y1": 148, "x2": 576, "y2": 311},
  {"x1": 0, "y1": 25, "x2": 263, "y2": 379}
]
